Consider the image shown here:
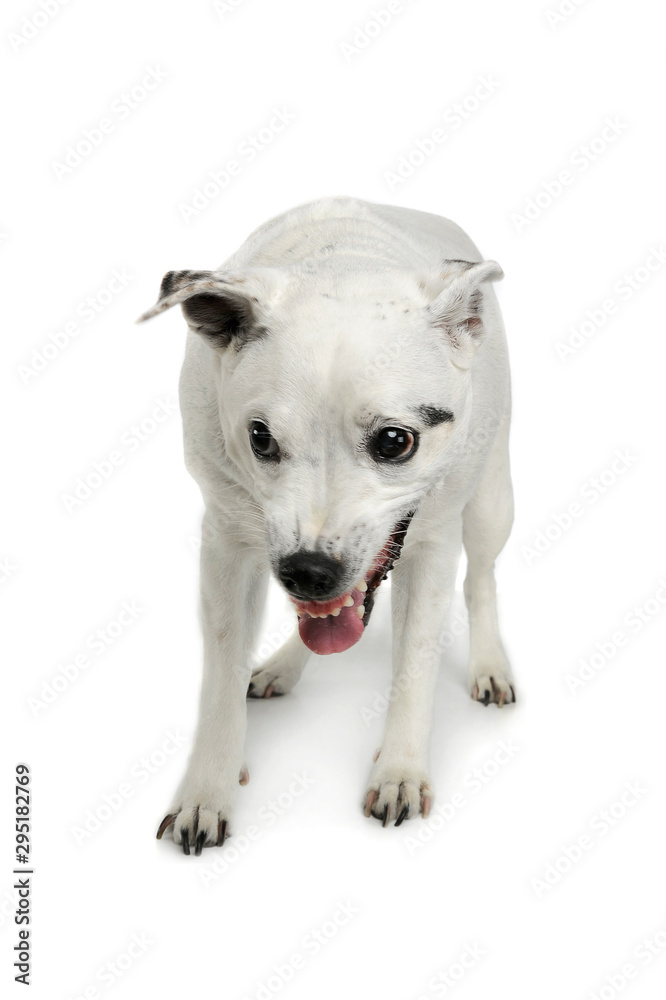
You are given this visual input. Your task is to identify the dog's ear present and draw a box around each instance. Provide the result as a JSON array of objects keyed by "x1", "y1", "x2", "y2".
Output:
[
  {"x1": 426, "y1": 260, "x2": 504, "y2": 369},
  {"x1": 137, "y1": 268, "x2": 282, "y2": 349}
]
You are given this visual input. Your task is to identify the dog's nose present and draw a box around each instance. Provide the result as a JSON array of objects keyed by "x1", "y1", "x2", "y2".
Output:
[{"x1": 277, "y1": 551, "x2": 343, "y2": 601}]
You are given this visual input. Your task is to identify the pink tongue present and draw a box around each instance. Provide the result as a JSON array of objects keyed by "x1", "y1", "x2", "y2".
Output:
[{"x1": 298, "y1": 601, "x2": 364, "y2": 655}]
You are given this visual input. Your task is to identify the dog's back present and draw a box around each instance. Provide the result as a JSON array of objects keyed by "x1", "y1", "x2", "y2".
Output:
[{"x1": 223, "y1": 196, "x2": 483, "y2": 274}]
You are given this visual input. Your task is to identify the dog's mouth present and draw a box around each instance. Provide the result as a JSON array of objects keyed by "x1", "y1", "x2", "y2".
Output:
[{"x1": 290, "y1": 513, "x2": 415, "y2": 655}]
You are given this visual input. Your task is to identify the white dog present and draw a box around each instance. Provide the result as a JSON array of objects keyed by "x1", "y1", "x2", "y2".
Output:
[{"x1": 138, "y1": 196, "x2": 515, "y2": 854}]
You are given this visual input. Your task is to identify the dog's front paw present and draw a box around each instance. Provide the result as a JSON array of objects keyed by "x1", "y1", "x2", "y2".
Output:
[
  {"x1": 157, "y1": 802, "x2": 231, "y2": 855},
  {"x1": 156, "y1": 768, "x2": 249, "y2": 855},
  {"x1": 471, "y1": 668, "x2": 516, "y2": 707},
  {"x1": 364, "y1": 756, "x2": 432, "y2": 827},
  {"x1": 157, "y1": 765, "x2": 250, "y2": 854}
]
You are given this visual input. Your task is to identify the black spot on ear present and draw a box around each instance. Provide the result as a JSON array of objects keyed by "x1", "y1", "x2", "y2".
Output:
[
  {"x1": 159, "y1": 271, "x2": 178, "y2": 297},
  {"x1": 144, "y1": 269, "x2": 271, "y2": 350},
  {"x1": 159, "y1": 269, "x2": 212, "y2": 299},
  {"x1": 182, "y1": 292, "x2": 266, "y2": 351},
  {"x1": 183, "y1": 293, "x2": 248, "y2": 348},
  {"x1": 415, "y1": 405, "x2": 454, "y2": 426}
]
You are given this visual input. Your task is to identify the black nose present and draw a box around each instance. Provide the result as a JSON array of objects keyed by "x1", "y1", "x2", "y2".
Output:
[{"x1": 278, "y1": 551, "x2": 343, "y2": 601}]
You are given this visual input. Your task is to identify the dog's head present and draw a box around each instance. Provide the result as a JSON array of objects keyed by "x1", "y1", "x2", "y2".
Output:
[{"x1": 138, "y1": 257, "x2": 503, "y2": 654}]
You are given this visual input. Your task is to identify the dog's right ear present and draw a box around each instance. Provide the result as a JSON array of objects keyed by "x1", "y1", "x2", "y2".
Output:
[{"x1": 136, "y1": 268, "x2": 283, "y2": 350}]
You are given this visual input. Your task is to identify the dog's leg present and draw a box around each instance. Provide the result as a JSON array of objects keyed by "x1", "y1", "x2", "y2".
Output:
[
  {"x1": 248, "y1": 627, "x2": 311, "y2": 698},
  {"x1": 463, "y1": 416, "x2": 515, "y2": 706},
  {"x1": 157, "y1": 511, "x2": 267, "y2": 854},
  {"x1": 364, "y1": 514, "x2": 462, "y2": 825}
]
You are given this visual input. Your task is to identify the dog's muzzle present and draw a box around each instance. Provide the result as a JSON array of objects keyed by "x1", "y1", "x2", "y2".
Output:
[{"x1": 286, "y1": 512, "x2": 415, "y2": 656}]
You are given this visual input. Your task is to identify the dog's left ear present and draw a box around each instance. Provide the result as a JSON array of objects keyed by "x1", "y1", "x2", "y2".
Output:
[
  {"x1": 426, "y1": 260, "x2": 504, "y2": 369},
  {"x1": 136, "y1": 268, "x2": 284, "y2": 349}
]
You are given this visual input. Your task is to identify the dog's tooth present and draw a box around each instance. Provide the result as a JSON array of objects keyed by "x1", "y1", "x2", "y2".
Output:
[
  {"x1": 357, "y1": 605, "x2": 365, "y2": 618},
  {"x1": 343, "y1": 595, "x2": 354, "y2": 607},
  {"x1": 355, "y1": 579, "x2": 368, "y2": 592},
  {"x1": 331, "y1": 607, "x2": 341, "y2": 617}
]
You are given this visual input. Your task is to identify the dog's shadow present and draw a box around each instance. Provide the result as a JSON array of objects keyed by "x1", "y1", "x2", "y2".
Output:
[{"x1": 242, "y1": 585, "x2": 514, "y2": 830}]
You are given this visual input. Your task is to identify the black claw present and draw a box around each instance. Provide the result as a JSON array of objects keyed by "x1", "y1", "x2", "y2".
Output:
[
  {"x1": 181, "y1": 830, "x2": 190, "y2": 855},
  {"x1": 217, "y1": 816, "x2": 228, "y2": 846},
  {"x1": 395, "y1": 805, "x2": 409, "y2": 827},
  {"x1": 483, "y1": 690, "x2": 490, "y2": 706},
  {"x1": 247, "y1": 682, "x2": 256, "y2": 698},
  {"x1": 195, "y1": 831, "x2": 206, "y2": 856},
  {"x1": 510, "y1": 685, "x2": 516, "y2": 703},
  {"x1": 381, "y1": 804, "x2": 390, "y2": 827}
]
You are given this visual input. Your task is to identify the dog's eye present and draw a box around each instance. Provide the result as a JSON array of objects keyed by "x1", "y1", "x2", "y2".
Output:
[
  {"x1": 371, "y1": 427, "x2": 417, "y2": 462},
  {"x1": 250, "y1": 420, "x2": 280, "y2": 460}
]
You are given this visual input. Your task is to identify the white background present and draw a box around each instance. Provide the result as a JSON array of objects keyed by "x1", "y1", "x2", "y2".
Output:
[{"x1": 3, "y1": 0, "x2": 666, "y2": 998}]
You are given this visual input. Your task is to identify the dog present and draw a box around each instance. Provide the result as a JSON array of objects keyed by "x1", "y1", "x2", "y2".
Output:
[{"x1": 138, "y1": 196, "x2": 515, "y2": 855}]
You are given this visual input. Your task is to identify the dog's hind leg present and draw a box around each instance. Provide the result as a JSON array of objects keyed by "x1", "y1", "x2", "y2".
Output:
[
  {"x1": 462, "y1": 415, "x2": 516, "y2": 706},
  {"x1": 248, "y1": 627, "x2": 311, "y2": 698}
]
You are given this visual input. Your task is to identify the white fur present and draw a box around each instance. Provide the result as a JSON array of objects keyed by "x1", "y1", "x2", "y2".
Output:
[{"x1": 140, "y1": 196, "x2": 515, "y2": 849}]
